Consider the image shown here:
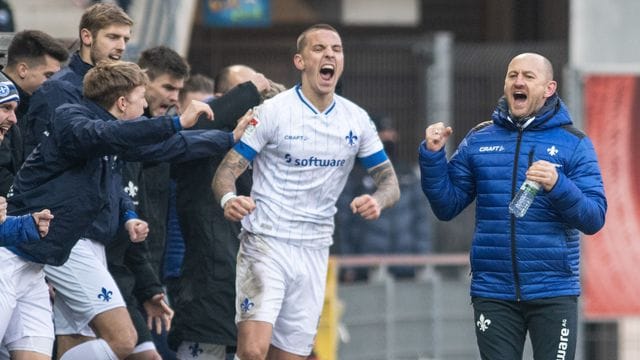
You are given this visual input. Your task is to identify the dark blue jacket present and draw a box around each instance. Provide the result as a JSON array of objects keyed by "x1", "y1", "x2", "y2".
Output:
[
  {"x1": 0, "y1": 72, "x2": 29, "y2": 195},
  {"x1": 7, "y1": 99, "x2": 234, "y2": 265},
  {"x1": 163, "y1": 179, "x2": 184, "y2": 280},
  {"x1": 419, "y1": 94, "x2": 607, "y2": 301},
  {"x1": 0, "y1": 215, "x2": 40, "y2": 247},
  {"x1": 168, "y1": 82, "x2": 262, "y2": 349},
  {"x1": 23, "y1": 52, "x2": 90, "y2": 156}
]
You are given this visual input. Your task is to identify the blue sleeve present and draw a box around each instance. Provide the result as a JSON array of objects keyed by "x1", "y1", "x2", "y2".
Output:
[
  {"x1": 418, "y1": 139, "x2": 476, "y2": 221},
  {"x1": 163, "y1": 180, "x2": 185, "y2": 280},
  {"x1": 0, "y1": 215, "x2": 41, "y2": 247},
  {"x1": 358, "y1": 149, "x2": 388, "y2": 169},
  {"x1": 546, "y1": 137, "x2": 607, "y2": 234},
  {"x1": 121, "y1": 207, "x2": 138, "y2": 224},
  {"x1": 172, "y1": 116, "x2": 182, "y2": 132},
  {"x1": 120, "y1": 130, "x2": 233, "y2": 163},
  {"x1": 54, "y1": 109, "x2": 178, "y2": 158},
  {"x1": 233, "y1": 141, "x2": 258, "y2": 162}
]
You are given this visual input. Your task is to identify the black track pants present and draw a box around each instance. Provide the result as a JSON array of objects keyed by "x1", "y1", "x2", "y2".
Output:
[{"x1": 472, "y1": 296, "x2": 577, "y2": 360}]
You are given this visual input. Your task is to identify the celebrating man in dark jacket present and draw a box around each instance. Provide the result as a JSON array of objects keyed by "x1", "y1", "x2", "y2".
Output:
[
  {"x1": 6, "y1": 60, "x2": 250, "y2": 360},
  {"x1": 419, "y1": 52, "x2": 607, "y2": 360}
]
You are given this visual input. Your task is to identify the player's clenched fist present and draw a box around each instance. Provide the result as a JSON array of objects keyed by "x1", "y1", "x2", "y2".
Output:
[
  {"x1": 223, "y1": 195, "x2": 256, "y2": 222},
  {"x1": 350, "y1": 194, "x2": 382, "y2": 221},
  {"x1": 125, "y1": 219, "x2": 149, "y2": 242}
]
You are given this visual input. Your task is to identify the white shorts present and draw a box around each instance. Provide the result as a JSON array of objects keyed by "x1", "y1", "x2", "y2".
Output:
[
  {"x1": 132, "y1": 341, "x2": 156, "y2": 354},
  {"x1": 236, "y1": 231, "x2": 329, "y2": 356},
  {"x1": 176, "y1": 342, "x2": 225, "y2": 360},
  {"x1": 0, "y1": 248, "x2": 54, "y2": 356},
  {"x1": 44, "y1": 238, "x2": 125, "y2": 336}
]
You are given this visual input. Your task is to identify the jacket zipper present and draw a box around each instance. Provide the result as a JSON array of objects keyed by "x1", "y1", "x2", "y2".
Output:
[{"x1": 510, "y1": 129, "x2": 526, "y2": 302}]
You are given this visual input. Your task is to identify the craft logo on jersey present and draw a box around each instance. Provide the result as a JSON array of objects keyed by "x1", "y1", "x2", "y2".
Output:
[
  {"x1": 345, "y1": 130, "x2": 358, "y2": 146},
  {"x1": 284, "y1": 135, "x2": 308, "y2": 141}
]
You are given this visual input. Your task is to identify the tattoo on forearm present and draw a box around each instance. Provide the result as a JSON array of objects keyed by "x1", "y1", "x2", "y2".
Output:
[
  {"x1": 212, "y1": 150, "x2": 250, "y2": 201},
  {"x1": 369, "y1": 161, "x2": 401, "y2": 209}
]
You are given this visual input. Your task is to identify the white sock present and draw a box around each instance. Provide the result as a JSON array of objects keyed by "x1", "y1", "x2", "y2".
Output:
[{"x1": 59, "y1": 339, "x2": 118, "y2": 360}]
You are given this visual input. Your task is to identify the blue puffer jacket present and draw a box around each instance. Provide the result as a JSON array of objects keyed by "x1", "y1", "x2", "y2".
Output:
[
  {"x1": 418, "y1": 94, "x2": 607, "y2": 301},
  {"x1": 0, "y1": 215, "x2": 41, "y2": 247}
]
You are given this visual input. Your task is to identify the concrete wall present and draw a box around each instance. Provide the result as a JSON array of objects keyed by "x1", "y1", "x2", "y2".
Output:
[
  {"x1": 7, "y1": 0, "x2": 83, "y2": 38},
  {"x1": 570, "y1": 0, "x2": 640, "y2": 73}
]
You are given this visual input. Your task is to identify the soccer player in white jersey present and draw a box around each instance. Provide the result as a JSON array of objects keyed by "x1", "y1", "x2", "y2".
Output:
[{"x1": 212, "y1": 23, "x2": 401, "y2": 360}]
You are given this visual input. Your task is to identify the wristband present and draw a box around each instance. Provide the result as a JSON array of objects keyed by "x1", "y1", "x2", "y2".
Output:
[{"x1": 220, "y1": 192, "x2": 238, "y2": 209}]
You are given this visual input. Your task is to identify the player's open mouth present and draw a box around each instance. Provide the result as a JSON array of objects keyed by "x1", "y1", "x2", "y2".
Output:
[
  {"x1": 0, "y1": 126, "x2": 9, "y2": 139},
  {"x1": 320, "y1": 64, "x2": 335, "y2": 81}
]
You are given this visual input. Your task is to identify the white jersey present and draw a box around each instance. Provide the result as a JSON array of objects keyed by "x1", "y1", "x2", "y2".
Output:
[{"x1": 235, "y1": 85, "x2": 386, "y2": 247}]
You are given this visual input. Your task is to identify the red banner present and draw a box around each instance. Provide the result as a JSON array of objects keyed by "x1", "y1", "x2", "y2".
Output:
[{"x1": 583, "y1": 75, "x2": 640, "y2": 318}]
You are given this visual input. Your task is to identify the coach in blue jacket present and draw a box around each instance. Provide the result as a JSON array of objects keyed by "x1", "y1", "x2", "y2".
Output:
[{"x1": 419, "y1": 53, "x2": 607, "y2": 360}]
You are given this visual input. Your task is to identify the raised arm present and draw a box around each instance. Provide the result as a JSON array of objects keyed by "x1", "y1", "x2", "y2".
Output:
[
  {"x1": 212, "y1": 149, "x2": 255, "y2": 221},
  {"x1": 350, "y1": 160, "x2": 400, "y2": 220}
]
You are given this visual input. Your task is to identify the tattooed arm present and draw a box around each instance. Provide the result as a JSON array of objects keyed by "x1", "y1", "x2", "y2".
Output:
[
  {"x1": 212, "y1": 149, "x2": 256, "y2": 221},
  {"x1": 349, "y1": 160, "x2": 400, "y2": 220}
]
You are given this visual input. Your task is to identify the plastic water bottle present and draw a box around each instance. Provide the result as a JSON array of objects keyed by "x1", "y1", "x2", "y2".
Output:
[{"x1": 509, "y1": 179, "x2": 541, "y2": 218}]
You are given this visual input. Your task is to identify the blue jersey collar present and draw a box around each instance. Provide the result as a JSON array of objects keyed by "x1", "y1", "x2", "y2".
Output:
[{"x1": 295, "y1": 84, "x2": 336, "y2": 115}]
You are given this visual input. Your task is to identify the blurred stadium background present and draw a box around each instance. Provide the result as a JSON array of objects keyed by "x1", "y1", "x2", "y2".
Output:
[{"x1": 4, "y1": 0, "x2": 637, "y2": 359}]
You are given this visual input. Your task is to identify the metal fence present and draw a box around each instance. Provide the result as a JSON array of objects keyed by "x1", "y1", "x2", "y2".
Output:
[{"x1": 332, "y1": 255, "x2": 536, "y2": 360}]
